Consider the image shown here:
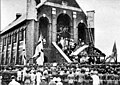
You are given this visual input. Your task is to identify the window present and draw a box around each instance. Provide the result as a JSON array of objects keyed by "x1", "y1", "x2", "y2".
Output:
[
  {"x1": 3, "y1": 38, "x2": 6, "y2": 46},
  {"x1": 19, "y1": 30, "x2": 23, "y2": 41},
  {"x1": 13, "y1": 33, "x2": 17, "y2": 43},
  {"x1": 8, "y1": 35, "x2": 11, "y2": 44}
]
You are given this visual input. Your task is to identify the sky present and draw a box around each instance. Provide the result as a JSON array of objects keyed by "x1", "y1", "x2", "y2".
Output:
[{"x1": 1, "y1": 0, "x2": 120, "y2": 62}]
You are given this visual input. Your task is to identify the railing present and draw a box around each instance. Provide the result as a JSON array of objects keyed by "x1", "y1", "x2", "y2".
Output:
[{"x1": 52, "y1": 42, "x2": 72, "y2": 63}]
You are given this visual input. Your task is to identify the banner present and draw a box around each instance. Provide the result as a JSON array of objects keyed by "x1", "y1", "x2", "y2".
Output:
[
  {"x1": 33, "y1": 34, "x2": 44, "y2": 65},
  {"x1": 87, "y1": 10, "x2": 95, "y2": 28}
]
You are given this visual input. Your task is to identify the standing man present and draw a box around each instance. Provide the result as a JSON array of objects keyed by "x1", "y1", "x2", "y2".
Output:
[
  {"x1": 0, "y1": 74, "x2": 2, "y2": 85},
  {"x1": 91, "y1": 71, "x2": 100, "y2": 85}
]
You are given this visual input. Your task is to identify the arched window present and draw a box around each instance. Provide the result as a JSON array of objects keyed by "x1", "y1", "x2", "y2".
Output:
[
  {"x1": 57, "y1": 13, "x2": 71, "y2": 39},
  {"x1": 78, "y1": 22, "x2": 86, "y2": 43}
]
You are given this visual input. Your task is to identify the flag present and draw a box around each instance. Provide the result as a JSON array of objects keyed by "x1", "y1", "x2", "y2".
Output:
[
  {"x1": 22, "y1": 30, "x2": 27, "y2": 65},
  {"x1": 33, "y1": 34, "x2": 44, "y2": 65},
  {"x1": 112, "y1": 42, "x2": 117, "y2": 63}
]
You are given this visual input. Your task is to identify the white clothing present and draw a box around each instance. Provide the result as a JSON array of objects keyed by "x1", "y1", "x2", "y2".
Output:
[
  {"x1": 17, "y1": 71, "x2": 22, "y2": 81},
  {"x1": 22, "y1": 69, "x2": 27, "y2": 81},
  {"x1": 31, "y1": 73, "x2": 36, "y2": 85},
  {"x1": 8, "y1": 79, "x2": 20, "y2": 85},
  {"x1": 36, "y1": 72, "x2": 42, "y2": 85},
  {"x1": 91, "y1": 74, "x2": 100, "y2": 85},
  {"x1": 31, "y1": 73, "x2": 36, "y2": 81},
  {"x1": 0, "y1": 76, "x2": 2, "y2": 85},
  {"x1": 60, "y1": 38, "x2": 64, "y2": 48},
  {"x1": 56, "y1": 81, "x2": 63, "y2": 85}
]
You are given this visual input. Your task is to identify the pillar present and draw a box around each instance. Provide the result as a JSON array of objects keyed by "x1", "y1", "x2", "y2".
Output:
[
  {"x1": 4, "y1": 36, "x2": 8, "y2": 65},
  {"x1": 49, "y1": 22, "x2": 52, "y2": 47},
  {"x1": 26, "y1": 0, "x2": 37, "y2": 20},
  {"x1": 0, "y1": 38, "x2": 3, "y2": 65},
  {"x1": 15, "y1": 30, "x2": 19, "y2": 65},
  {"x1": 52, "y1": 8, "x2": 57, "y2": 42},
  {"x1": 73, "y1": 11, "x2": 78, "y2": 43},
  {"x1": 10, "y1": 34, "x2": 13, "y2": 65}
]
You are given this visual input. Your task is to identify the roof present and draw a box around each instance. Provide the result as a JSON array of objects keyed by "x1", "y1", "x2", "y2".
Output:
[
  {"x1": 36, "y1": 0, "x2": 80, "y2": 8},
  {"x1": 2, "y1": 0, "x2": 84, "y2": 34},
  {"x1": 1, "y1": 14, "x2": 27, "y2": 34},
  {"x1": 47, "y1": 0, "x2": 80, "y2": 8}
]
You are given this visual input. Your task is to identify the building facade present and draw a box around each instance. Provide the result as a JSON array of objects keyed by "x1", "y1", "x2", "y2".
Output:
[{"x1": 0, "y1": 0, "x2": 95, "y2": 65}]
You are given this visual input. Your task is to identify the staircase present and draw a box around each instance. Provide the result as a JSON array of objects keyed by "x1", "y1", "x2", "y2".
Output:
[{"x1": 52, "y1": 42, "x2": 72, "y2": 63}]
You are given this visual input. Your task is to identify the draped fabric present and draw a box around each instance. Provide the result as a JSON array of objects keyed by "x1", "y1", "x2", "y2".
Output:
[{"x1": 33, "y1": 34, "x2": 44, "y2": 65}]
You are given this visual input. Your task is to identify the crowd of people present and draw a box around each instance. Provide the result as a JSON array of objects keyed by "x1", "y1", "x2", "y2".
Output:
[
  {"x1": 57, "y1": 37, "x2": 104, "y2": 64},
  {"x1": 0, "y1": 37, "x2": 119, "y2": 85},
  {"x1": 0, "y1": 63, "x2": 120, "y2": 85}
]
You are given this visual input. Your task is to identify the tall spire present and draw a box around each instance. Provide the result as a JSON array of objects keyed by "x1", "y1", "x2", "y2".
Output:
[{"x1": 112, "y1": 41, "x2": 117, "y2": 63}]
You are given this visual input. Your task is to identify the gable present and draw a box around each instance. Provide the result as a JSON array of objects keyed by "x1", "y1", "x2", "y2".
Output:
[{"x1": 45, "y1": 0, "x2": 80, "y2": 8}]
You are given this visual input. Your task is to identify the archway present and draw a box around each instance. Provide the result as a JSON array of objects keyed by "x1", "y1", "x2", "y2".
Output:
[
  {"x1": 78, "y1": 22, "x2": 86, "y2": 43},
  {"x1": 39, "y1": 16, "x2": 49, "y2": 48},
  {"x1": 57, "y1": 13, "x2": 71, "y2": 40}
]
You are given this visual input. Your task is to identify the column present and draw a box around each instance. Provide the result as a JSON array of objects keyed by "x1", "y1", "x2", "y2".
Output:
[
  {"x1": 4, "y1": 36, "x2": 8, "y2": 65},
  {"x1": 49, "y1": 22, "x2": 52, "y2": 47},
  {"x1": 73, "y1": 11, "x2": 78, "y2": 43},
  {"x1": 52, "y1": 8, "x2": 57, "y2": 42},
  {"x1": 15, "y1": 30, "x2": 19, "y2": 65},
  {"x1": 10, "y1": 33, "x2": 13, "y2": 65},
  {"x1": 0, "y1": 38, "x2": 3, "y2": 65}
]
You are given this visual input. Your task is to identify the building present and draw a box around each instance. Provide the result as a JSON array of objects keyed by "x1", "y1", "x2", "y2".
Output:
[{"x1": 0, "y1": 0, "x2": 95, "y2": 65}]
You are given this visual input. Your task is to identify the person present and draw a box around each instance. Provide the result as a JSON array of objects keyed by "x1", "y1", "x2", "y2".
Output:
[
  {"x1": 30, "y1": 70, "x2": 36, "y2": 85},
  {"x1": 0, "y1": 74, "x2": 2, "y2": 85},
  {"x1": 67, "y1": 71, "x2": 74, "y2": 85},
  {"x1": 39, "y1": 76, "x2": 48, "y2": 85},
  {"x1": 24, "y1": 70, "x2": 31, "y2": 85},
  {"x1": 8, "y1": 75, "x2": 20, "y2": 85},
  {"x1": 77, "y1": 70, "x2": 84, "y2": 85},
  {"x1": 36, "y1": 70, "x2": 42, "y2": 85},
  {"x1": 17, "y1": 68, "x2": 22, "y2": 83},
  {"x1": 59, "y1": 37, "x2": 65, "y2": 50},
  {"x1": 22, "y1": 66, "x2": 27, "y2": 82},
  {"x1": 56, "y1": 77, "x2": 63, "y2": 85},
  {"x1": 48, "y1": 77, "x2": 56, "y2": 85},
  {"x1": 91, "y1": 71, "x2": 100, "y2": 85}
]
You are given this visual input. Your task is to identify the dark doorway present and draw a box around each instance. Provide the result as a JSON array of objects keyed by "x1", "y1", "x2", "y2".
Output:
[
  {"x1": 39, "y1": 17, "x2": 49, "y2": 48},
  {"x1": 78, "y1": 23, "x2": 86, "y2": 43},
  {"x1": 57, "y1": 13, "x2": 71, "y2": 39}
]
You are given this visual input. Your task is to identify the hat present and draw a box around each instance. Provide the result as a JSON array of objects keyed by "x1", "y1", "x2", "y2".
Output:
[
  {"x1": 57, "y1": 77, "x2": 61, "y2": 82},
  {"x1": 53, "y1": 77, "x2": 57, "y2": 81},
  {"x1": 11, "y1": 75, "x2": 15, "y2": 79},
  {"x1": 42, "y1": 76, "x2": 46, "y2": 80},
  {"x1": 94, "y1": 71, "x2": 98, "y2": 74},
  {"x1": 43, "y1": 70, "x2": 48, "y2": 75},
  {"x1": 53, "y1": 63, "x2": 57, "y2": 66},
  {"x1": 90, "y1": 70, "x2": 94, "y2": 74}
]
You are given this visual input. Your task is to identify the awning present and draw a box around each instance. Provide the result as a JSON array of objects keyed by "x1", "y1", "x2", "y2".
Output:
[{"x1": 70, "y1": 45, "x2": 89, "y2": 56}]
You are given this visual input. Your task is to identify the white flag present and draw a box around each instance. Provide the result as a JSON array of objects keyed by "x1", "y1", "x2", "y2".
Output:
[{"x1": 33, "y1": 34, "x2": 44, "y2": 65}]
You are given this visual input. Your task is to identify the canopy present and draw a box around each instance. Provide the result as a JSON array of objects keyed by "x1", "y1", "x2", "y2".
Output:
[
  {"x1": 70, "y1": 45, "x2": 89, "y2": 56},
  {"x1": 70, "y1": 45, "x2": 106, "y2": 56}
]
